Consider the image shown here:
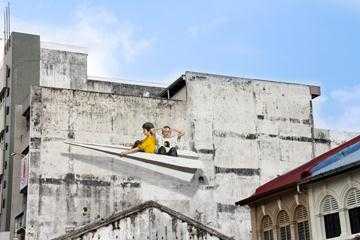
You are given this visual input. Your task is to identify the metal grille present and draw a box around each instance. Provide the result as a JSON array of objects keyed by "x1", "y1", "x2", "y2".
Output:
[
  {"x1": 295, "y1": 205, "x2": 308, "y2": 222},
  {"x1": 321, "y1": 195, "x2": 339, "y2": 214},
  {"x1": 263, "y1": 230, "x2": 274, "y2": 240},
  {"x1": 262, "y1": 215, "x2": 273, "y2": 230},
  {"x1": 346, "y1": 188, "x2": 360, "y2": 208},
  {"x1": 278, "y1": 225, "x2": 291, "y2": 240},
  {"x1": 277, "y1": 210, "x2": 290, "y2": 226},
  {"x1": 297, "y1": 221, "x2": 311, "y2": 240}
]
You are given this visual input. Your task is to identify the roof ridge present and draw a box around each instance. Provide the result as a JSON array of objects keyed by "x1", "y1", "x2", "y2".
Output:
[{"x1": 52, "y1": 201, "x2": 233, "y2": 240}]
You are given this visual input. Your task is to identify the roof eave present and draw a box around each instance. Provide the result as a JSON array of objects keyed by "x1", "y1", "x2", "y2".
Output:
[
  {"x1": 235, "y1": 183, "x2": 297, "y2": 206},
  {"x1": 159, "y1": 75, "x2": 186, "y2": 98},
  {"x1": 300, "y1": 160, "x2": 360, "y2": 186}
]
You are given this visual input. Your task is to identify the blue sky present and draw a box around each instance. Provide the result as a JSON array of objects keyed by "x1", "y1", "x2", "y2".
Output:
[{"x1": 5, "y1": 0, "x2": 360, "y2": 132}]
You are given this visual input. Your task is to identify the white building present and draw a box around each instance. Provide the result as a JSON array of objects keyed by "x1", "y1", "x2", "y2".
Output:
[{"x1": 302, "y1": 136, "x2": 360, "y2": 240}]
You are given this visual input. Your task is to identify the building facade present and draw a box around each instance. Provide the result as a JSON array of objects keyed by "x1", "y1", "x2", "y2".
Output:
[
  {"x1": 238, "y1": 135, "x2": 360, "y2": 240},
  {"x1": 303, "y1": 137, "x2": 360, "y2": 240},
  {"x1": 0, "y1": 32, "x2": 357, "y2": 240}
]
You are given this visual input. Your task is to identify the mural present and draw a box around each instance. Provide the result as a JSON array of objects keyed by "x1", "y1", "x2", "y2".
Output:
[{"x1": 64, "y1": 141, "x2": 203, "y2": 182}]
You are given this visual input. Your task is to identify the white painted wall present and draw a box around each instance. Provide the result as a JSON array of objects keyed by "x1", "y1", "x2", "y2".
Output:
[{"x1": 25, "y1": 72, "x2": 355, "y2": 240}]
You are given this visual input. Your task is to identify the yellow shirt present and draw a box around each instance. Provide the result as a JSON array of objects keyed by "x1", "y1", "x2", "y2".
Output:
[{"x1": 138, "y1": 135, "x2": 156, "y2": 153}]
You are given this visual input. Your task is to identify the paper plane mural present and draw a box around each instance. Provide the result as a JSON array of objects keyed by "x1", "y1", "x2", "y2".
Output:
[{"x1": 64, "y1": 141, "x2": 204, "y2": 182}]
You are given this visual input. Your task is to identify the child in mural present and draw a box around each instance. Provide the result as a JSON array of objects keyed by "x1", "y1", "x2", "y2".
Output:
[
  {"x1": 120, "y1": 122, "x2": 157, "y2": 155},
  {"x1": 156, "y1": 126, "x2": 184, "y2": 157}
]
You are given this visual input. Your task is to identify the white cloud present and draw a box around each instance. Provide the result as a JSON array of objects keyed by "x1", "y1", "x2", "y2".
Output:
[
  {"x1": 11, "y1": 4, "x2": 151, "y2": 76},
  {"x1": 313, "y1": 84, "x2": 360, "y2": 132}
]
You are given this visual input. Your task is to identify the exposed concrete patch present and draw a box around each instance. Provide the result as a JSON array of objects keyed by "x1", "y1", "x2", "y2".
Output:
[
  {"x1": 217, "y1": 203, "x2": 236, "y2": 213},
  {"x1": 215, "y1": 167, "x2": 260, "y2": 176}
]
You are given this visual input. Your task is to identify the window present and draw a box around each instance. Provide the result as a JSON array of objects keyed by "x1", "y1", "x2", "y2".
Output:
[
  {"x1": 321, "y1": 195, "x2": 341, "y2": 239},
  {"x1": 346, "y1": 188, "x2": 360, "y2": 234},
  {"x1": 277, "y1": 210, "x2": 292, "y2": 240},
  {"x1": 262, "y1": 215, "x2": 274, "y2": 240},
  {"x1": 6, "y1": 65, "x2": 10, "y2": 78},
  {"x1": 295, "y1": 205, "x2": 310, "y2": 240}
]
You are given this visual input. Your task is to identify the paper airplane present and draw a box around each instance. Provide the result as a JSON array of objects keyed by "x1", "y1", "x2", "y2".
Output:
[{"x1": 64, "y1": 141, "x2": 203, "y2": 182}]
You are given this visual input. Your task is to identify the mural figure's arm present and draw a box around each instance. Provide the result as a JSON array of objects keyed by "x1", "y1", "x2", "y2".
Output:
[
  {"x1": 172, "y1": 128, "x2": 185, "y2": 139},
  {"x1": 120, "y1": 147, "x2": 139, "y2": 156}
]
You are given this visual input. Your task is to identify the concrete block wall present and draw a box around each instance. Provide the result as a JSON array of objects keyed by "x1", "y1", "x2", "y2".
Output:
[
  {"x1": 85, "y1": 78, "x2": 164, "y2": 98},
  {"x1": 314, "y1": 128, "x2": 359, "y2": 157},
  {"x1": 53, "y1": 201, "x2": 232, "y2": 240},
  {"x1": 26, "y1": 86, "x2": 188, "y2": 240},
  {"x1": 40, "y1": 48, "x2": 87, "y2": 90},
  {"x1": 25, "y1": 72, "x2": 355, "y2": 240},
  {"x1": 181, "y1": 72, "x2": 317, "y2": 238}
]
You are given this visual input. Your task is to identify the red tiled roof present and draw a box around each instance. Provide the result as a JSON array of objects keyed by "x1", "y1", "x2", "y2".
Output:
[{"x1": 236, "y1": 134, "x2": 360, "y2": 206}]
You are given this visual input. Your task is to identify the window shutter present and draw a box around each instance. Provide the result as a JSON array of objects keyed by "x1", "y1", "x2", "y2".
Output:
[
  {"x1": 321, "y1": 195, "x2": 339, "y2": 214},
  {"x1": 262, "y1": 216, "x2": 274, "y2": 240},
  {"x1": 346, "y1": 188, "x2": 360, "y2": 208}
]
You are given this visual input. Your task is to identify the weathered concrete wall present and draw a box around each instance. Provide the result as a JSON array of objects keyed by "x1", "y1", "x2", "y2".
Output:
[
  {"x1": 182, "y1": 72, "x2": 317, "y2": 238},
  {"x1": 0, "y1": 32, "x2": 40, "y2": 234},
  {"x1": 171, "y1": 86, "x2": 187, "y2": 101},
  {"x1": 53, "y1": 201, "x2": 231, "y2": 240},
  {"x1": 26, "y1": 87, "x2": 189, "y2": 240},
  {"x1": 86, "y1": 79, "x2": 164, "y2": 98},
  {"x1": 9, "y1": 105, "x2": 28, "y2": 238},
  {"x1": 72, "y1": 208, "x2": 225, "y2": 240},
  {"x1": 314, "y1": 128, "x2": 359, "y2": 157},
  {"x1": 40, "y1": 48, "x2": 87, "y2": 90},
  {"x1": 25, "y1": 72, "x2": 357, "y2": 240}
]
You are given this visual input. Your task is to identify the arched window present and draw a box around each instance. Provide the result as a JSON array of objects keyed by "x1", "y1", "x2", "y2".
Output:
[
  {"x1": 321, "y1": 195, "x2": 341, "y2": 239},
  {"x1": 262, "y1": 215, "x2": 274, "y2": 240},
  {"x1": 294, "y1": 205, "x2": 310, "y2": 240},
  {"x1": 277, "y1": 210, "x2": 291, "y2": 240},
  {"x1": 346, "y1": 188, "x2": 360, "y2": 234}
]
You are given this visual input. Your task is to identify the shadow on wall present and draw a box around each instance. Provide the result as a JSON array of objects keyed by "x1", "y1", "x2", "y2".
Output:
[{"x1": 61, "y1": 153, "x2": 199, "y2": 197}]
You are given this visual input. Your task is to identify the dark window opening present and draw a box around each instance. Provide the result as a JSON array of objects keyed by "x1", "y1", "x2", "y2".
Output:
[
  {"x1": 349, "y1": 206, "x2": 360, "y2": 234},
  {"x1": 6, "y1": 65, "x2": 10, "y2": 78},
  {"x1": 0, "y1": 130, "x2": 4, "y2": 142},
  {"x1": 2, "y1": 199, "x2": 5, "y2": 208},
  {"x1": 6, "y1": 88, "x2": 10, "y2": 97},
  {"x1": 5, "y1": 106, "x2": 9, "y2": 115},
  {"x1": 297, "y1": 221, "x2": 310, "y2": 240},
  {"x1": 278, "y1": 225, "x2": 291, "y2": 240},
  {"x1": 263, "y1": 230, "x2": 274, "y2": 240},
  {"x1": 324, "y1": 213, "x2": 341, "y2": 239},
  {"x1": 21, "y1": 146, "x2": 29, "y2": 155}
]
